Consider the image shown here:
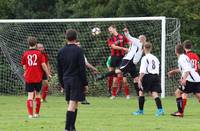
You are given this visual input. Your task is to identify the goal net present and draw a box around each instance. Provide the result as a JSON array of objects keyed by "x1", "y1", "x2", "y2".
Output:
[{"x1": 0, "y1": 17, "x2": 180, "y2": 97}]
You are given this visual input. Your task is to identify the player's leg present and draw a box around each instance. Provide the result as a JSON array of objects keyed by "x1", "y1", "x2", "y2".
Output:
[
  {"x1": 151, "y1": 91, "x2": 164, "y2": 116},
  {"x1": 195, "y1": 93, "x2": 200, "y2": 103},
  {"x1": 111, "y1": 76, "x2": 118, "y2": 99},
  {"x1": 41, "y1": 79, "x2": 48, "y2": 102},
  {"x1": 25, "y1": 83, "x2": 34, "y2": 118},
  {"x1": 116, "y1": 73, "x2": 123, "y2": 95},
  {"x1": 65, "y1": 100, "x2": 78, "y2": 131},
  {"x1": 171, "y1": 88, "x2": 184, "y2": 116},
  {"x1": 34, "y1": 82, "x2": 42, "y2": 117},
  {"x1": 132, "y1": 90, "x2": 145, "y2": 115},
  {"x1": 122, "y1": 77, "x2": 130, "y2": 99},
  {"x1": 193, "y1": 82, "x2": 200, "y2": 103},
  {"x1": 107, "y1": 75, "x2": 113, "y2": 96},
  {"x1": 27, "y1": 92, "x2": 34, "y2": 118},
  {"x1": 129, "y1": 62, "x2": 139, "y2": 96}
]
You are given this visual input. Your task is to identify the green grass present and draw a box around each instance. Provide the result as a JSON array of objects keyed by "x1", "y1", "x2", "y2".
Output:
[{"x1": 0, "y1": 96, "x2": 200, "y2": 131}]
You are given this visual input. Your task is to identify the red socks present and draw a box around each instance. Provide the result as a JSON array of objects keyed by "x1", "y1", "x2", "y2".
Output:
[
  {"x1": 182, "y1": 98, "x2": 187, "y2": 113},
  {"x1": 42, "y1": 85, "x2": 48, "y2": 100},
  {"x1": 124, "y1": 85, "x2": 129, "y2": 96},
  {"x1": 35, "y1": 98, "x2": 41, "y2": 114},
  {"x1": 27, "y1": 99, "x2": 33, "y2": 116},
  {"x1": 107, "y1": 76, "x2": 113, "y2": 90},
  {"x1": 112, "y1": 87, "x2": 117, "y2": 96},
  {"x1": 117, "y1": 76, "x2": 122, "y2": 91}
]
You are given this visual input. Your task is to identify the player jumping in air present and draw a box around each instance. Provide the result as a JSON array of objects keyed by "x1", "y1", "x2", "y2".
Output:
[
  {"x1": 21, "y1": 37, "x2": 50, "y2": 118},
  {"x1": 168, "y1": 43, "x2": 200, "y2": 117},
  {"x1": 97, "y1": 27, "x2": 146, "y2": 97},
  {"x1": 106, "y1": 25, "x2": 130, "y2": 99},
  {"x1": 37, "y1": 43, "x2": 51, "y2": 102},
  {"x1": 133, "y1": 42, "x2": 164, "y2": 116}
]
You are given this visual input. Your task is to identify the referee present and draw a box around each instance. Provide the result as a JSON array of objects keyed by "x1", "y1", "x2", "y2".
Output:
[{"x1": 57, "y1": 29, "x2": 88, "y2": 131}]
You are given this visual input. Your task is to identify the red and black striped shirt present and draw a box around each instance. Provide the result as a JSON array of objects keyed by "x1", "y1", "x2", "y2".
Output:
[
  {"x1": 107, "y1": 34, "x2": 129, "y2": 57},
  {"x1": 186, "y1": 51, "x2": 199, "y2": 72}
]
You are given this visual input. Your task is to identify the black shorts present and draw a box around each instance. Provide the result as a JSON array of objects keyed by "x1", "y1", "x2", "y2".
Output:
[
  {"x1": 25, "y1": 82, "x2": 42, "y2": 92},
  {"x1": 64, "y1": 77, "x2": 85, "y2": 102},
  {"x1": 142, "y1": 74, "x2": 161, "y2": 93},
  {"x1": 42, "y1": 73, "x2": 48, "y2": 80},
  {"x1": 110, "y1": 56, "x2": 123, "y2": 68},
  {"x1": 120, "y1": 59, "x2": 138, "y2": 78},
  {"x1": 179, "y1": 81, "x2": 200, "y2": 94}
]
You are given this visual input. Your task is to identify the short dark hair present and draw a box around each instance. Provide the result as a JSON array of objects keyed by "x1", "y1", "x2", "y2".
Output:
[
  {"x1": 28, "y1": 36, "x2": 37, "y2": 47},
  {"x1": 109, "y1": 24, "x2": 116, "y2": 29},
  {"x1": 65, "y1": 29, "x2": 77, "y2": 41},
  {"x1": 176, "y1": 44, "x2": 184, "y2": 54},
  {"x1": 144, "y1": 42, "x2": 152, "y2": 51},
  {"x1": 183, "y1": 40, "x2": 192, "y2": 49}
]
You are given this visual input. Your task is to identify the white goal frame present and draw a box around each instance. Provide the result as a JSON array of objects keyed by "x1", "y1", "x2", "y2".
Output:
[{"x1": 0, "y1": 17, "x2": 166, "y2": 98}]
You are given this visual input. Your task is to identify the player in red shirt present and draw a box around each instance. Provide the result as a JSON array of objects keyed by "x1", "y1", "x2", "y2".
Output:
[
  {"x1": 37, "y1": 43, "x2": 51, "y2": 102},
  {"x1": 107, "y1": 25, "x2": 130, "y2": 99},
  {"x1": 168, "y1": 40, "x2": 200, "y2": 117},
  {"x1": 21, "y1": 37, "x2": 50, "y2": 118}
]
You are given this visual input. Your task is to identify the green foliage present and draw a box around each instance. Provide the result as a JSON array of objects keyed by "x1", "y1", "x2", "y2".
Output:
[{"x1": 0, "y1": 0, "x2": 199, "y2": 51}]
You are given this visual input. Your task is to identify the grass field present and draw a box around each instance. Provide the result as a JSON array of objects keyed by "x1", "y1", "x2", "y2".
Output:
[{"x1": 0, "y1": 96, "x2": 200, "y2": 131}]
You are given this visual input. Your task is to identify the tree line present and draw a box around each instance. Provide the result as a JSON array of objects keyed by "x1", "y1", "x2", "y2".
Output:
[{"x1": 0, "y1": 0, "x2": 199, "y2": 54}]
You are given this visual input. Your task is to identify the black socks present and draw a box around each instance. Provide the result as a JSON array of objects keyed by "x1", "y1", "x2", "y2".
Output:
[
  {"x1": 139, "y1": 96, "x2": 145, "y2": 110},
  {"x1": 155, "y1": 97, "x2": 162, "y2": 109}
]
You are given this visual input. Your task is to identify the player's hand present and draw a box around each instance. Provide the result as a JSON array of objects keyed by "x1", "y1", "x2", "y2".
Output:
[
  {"x1": 60, "y1": 87, "x2": 64, "y2": 93},
  {"x1": 122, "y1": 48, "x2": 129, "y2": 53},
  {"x1": 84, "y1": 86, "x2": 89, "y2": 94},
  {"x1": 138, "y1": 80, "x2": 142, "y2": 90},
  {"x1": 167, "y1": 71, "x2": 174, "y2": 78}
]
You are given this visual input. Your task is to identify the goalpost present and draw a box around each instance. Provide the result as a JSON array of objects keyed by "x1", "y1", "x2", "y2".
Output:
[{"x1": 0, "y1": 17, "x2": 180, "y2": 97}]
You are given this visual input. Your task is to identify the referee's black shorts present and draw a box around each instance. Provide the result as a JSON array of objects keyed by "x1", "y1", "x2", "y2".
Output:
[
  {"x1": 142, "y1": 74, "x2": 161, "y2": 93},
  {"x1": 63, "y1": 77, "x2": 85, "y2": 102},
  {"x1": 179, "y1": 81, "x2": 200, "y2": 94},
  {"x1": 25, "y1": 82, "x2": 42, "y2": 92},
  {"x1": 120, "y1": 59, "x2": 138, "y2": 78}
]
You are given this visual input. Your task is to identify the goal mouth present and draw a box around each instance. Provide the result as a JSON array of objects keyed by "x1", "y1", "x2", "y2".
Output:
[{"x1": 0, "y1": 17, "x2": 180, "y2": 97}]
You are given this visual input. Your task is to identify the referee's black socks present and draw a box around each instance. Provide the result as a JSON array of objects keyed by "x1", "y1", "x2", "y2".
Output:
[
  {"x1": 65, "y1": 111, "x2": 75, "y2": 130},
  {"x1": 155, "y1": 97, "x2": 162, "y2": 109},
  {"x1": 139, "y1": 96, "x2": 145, "y2": 110}
]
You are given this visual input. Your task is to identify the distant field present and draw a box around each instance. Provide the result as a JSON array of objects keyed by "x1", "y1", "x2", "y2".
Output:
[{"x1": 0, "y1": 96, "x2": 200, "y2": 131}]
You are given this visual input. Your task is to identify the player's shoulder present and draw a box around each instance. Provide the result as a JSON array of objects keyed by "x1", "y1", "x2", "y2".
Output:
[{"x1": 178, "y1": 54, "x2": 188, "y2": 62}]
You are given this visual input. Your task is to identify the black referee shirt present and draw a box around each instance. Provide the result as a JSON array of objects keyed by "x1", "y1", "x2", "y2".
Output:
[{"x1": 57, "y1": 44, "x2": 88, "y2": 87}]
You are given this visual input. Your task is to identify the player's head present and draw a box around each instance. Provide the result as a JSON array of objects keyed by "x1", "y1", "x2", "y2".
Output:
[
  {"x1": 175, "y1": 44, "x2": 184, "y2": 56},
  {"x1": 183, "y1": 40, "x2": 192, "y2": 51},
  {"x1": 108, "y1": 25, "x2": 117, "y2": 35},
  {"x1": 27, "y1": 36, "x2": 37, "y2": 48},
  {"x1": 37, "y1": 43, "x2": 45, "y2": 51},
  {"x1": 139, "y1": 35, "x2": 146, "y2": 44},
  {"x1": 65, "y1": 29, "x2": 77, "y2": 43},
  {"x1": 143, "y1": 42, "x2": 152, "y2": 54}
]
